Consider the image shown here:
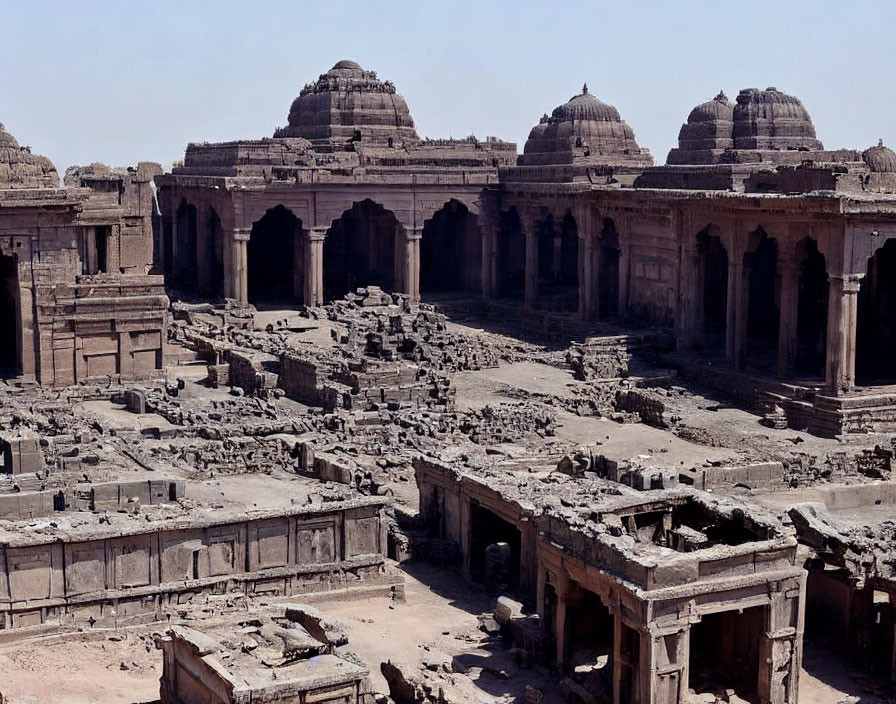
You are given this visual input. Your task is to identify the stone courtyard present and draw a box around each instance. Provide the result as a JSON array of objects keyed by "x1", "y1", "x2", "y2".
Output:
[{"x1": 3, "y1": 55, "x2": 896, "y2": 704}]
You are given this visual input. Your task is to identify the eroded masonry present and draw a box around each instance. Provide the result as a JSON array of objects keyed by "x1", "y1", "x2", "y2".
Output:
[{"x1": 3, "y1": 59, "x2": 896, "y2": 704}]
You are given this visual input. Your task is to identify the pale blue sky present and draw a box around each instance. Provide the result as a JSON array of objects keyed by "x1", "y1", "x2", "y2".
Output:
[{"x1": 2, "y1": 0, "x2": 893, "y2": 173}]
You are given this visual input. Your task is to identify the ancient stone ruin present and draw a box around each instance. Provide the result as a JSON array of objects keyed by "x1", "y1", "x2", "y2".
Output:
[{"x1": 4, "y1": 57, "x2": 896, "y2": 704}]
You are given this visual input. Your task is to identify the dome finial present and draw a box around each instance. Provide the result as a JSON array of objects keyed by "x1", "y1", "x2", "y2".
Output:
[
  {"x1": 582, "y1": 83, "x2": 588, "y2": 95},
  {"x1": 880, "y1": 138, "x2": 885, "y2": 148}
]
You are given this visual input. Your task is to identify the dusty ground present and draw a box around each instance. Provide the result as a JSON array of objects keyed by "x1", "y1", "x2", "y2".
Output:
[
  {"x1": 0, "y1": 562, "x2": 890, "y2": 703},
  {"x1": 0, "y1": 631, "x2": 160, "y2": 703}
]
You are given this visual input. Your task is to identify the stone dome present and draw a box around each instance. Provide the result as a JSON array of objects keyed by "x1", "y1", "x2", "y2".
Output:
[
  {"x1": 0, "y1": 122, "x2": 59, "y2": 189},
  {"x1": 863, "y1": 140, "x2": 896, "y2": 173},
  {"x1": 519, "y1": 84, "x2": 652, "y2": 168},
  {"x1": 687, "y1": 91, "x2": 734, "y2": 123},
  {"x1": 274, "y1": 60, "x2": 420, "y2": 145},
  {"x1": 667, "y1": 91, "x2": 735, "y2": 165},
  {"x1": 732, "y1": 87, "x2": 823, "y2": 151}
]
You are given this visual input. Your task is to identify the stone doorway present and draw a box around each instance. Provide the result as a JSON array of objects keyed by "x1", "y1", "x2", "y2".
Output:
[
  {"x1": 599, "y1": 218, "x2": 621, "y2": 317},
  {"x1": 175, "y1": 200, "x2": 198, "y2": 291},
  {"x1": 536, "y1": 212, "x2": 578, "y2": 312},
  {"x1": 745, "y1": 229, "x2": 779, "y2": 372},
  {"x1": 697, "y1": 226, "x2": 728, "y2": 353},
  {"x1": 420, "y1": 200, "x2": 480, "y2": 295},
  {"x1": 324, "y1": 200, "x2": 398, "y2": 302},
  {"x1": 564, "y1": 585, "x2": 615, "y2": 697},
  {"x1": 496, "y1": 208, "x2": 525, "y2": 299},
  {"x1": 468, "y1": 502, "x2": 521, "y2": 592},
  {"x1": 247, "y1": 205, "x2": 303, "y2": 304},
  {"x1": 857, "y1": 238, "x2": 896, "y2": 383},
  {"x1": 204, "y1": 208, "x2": 225, "y2": 300},
  {"x1": 689, "y1": 605, "x2": 764, "y2": 703},
  {"x1": 0, "y1": 253, "x2": 21, "y2": 378}
]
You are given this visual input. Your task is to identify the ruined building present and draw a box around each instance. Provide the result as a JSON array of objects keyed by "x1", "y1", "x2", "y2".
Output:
[{"x1": 0, "y1": 123, "x2": 167, "y2": 385}]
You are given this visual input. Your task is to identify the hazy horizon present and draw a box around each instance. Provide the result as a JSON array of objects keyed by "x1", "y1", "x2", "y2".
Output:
[{"x1": 2, "y1": 0, "x2": 895, "y2": 174}]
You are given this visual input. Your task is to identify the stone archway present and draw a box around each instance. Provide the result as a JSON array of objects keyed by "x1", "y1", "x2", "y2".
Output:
[
  {"x1": 599, "y1": 218, "x2": 621, "y2": 317},
  {"x1": 0, "y1": 252, "x2": 21, "y2": 377},
  {"x1": 247, "y1": 205, "x2": 303, "y2": 303},
  {"x1": 535, "y1": 212, "x2": 578, "y2": 311},
  {"x1": 795, "y1": 238, "x2": 828, "y2": 377},
  {"x1": 420, "y1": 200, "x2": 480, "y2": 295},
  {"x1": 496, "y1": 207, "x2": 525, "y2": 299},
  {"x1": 323, "y1": 199, "x2": 399, "y2": 302},
  {"x1": 175, "y1": 199, "x2": 198, "y2": 291},
  {"x1": 696, "y1": 225, "x2": 728, "y2": 353},
  {"x1": 204, "y1": 208, "x2": 225, "y2": 300},
  {"x1": 744, "y1": 228, "x2": 779, "y2": 371},
  {"x1": 857, "y1": 238, "x2": 896, "y2": 383}
]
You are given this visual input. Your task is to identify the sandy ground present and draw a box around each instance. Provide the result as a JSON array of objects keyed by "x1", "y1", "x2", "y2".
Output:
[
  {"x1": 0, "y1": 562, "x2": 889, "y2": 703},
  {"x1": 0, "y1": 631, "x2": 161, "y2": 704}
]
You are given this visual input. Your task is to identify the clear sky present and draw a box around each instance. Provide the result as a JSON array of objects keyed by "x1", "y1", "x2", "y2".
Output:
[{"x1": 2, "y1": 0, "x2": 894, "y2": 173}]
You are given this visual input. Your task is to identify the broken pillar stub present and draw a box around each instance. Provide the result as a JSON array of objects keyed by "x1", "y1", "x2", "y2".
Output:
[{"x1": 0, "y1": 432, "x2": 44, "y2": 476}]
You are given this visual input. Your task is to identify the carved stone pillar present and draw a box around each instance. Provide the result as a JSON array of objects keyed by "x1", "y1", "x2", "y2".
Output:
[
  {"x1": 401, "y1": 227, "x2": 422, "y2": 303},
  {"x1": 479, "y1": 201, "x2": 500, "y2": 300},
  {"x1": 676, "y1": 246, "x2": 701, "y2": 354},
  {"x1": 826, "y1": 274, "x2": 862, "y2": 394},
  {"x1": 735, "y1": 259, "x2": 751, "y2": 370},
  {"x1": 303, "y1": 227, "x2": 326, "y2": 306},
  {"x1": 777, "y1": 262, "x2": 800, "y2": 377},
  {"x1": 726, "y1": 256, "x2": 742, "y2": 366},
  {"x1": 521, "y1": 211, "x2": 539, "y2": 308},
  {"x1": 229, "y1": 227, "x2": 249, "y2": 304},
  {"x1": 576, "y1": 206, "x2": 595, "y2": 319}
]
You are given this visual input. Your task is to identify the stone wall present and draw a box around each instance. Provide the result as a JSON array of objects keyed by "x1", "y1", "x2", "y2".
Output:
[{"x1": 0, "y1": 498, "x2": 393, "y2": 631}]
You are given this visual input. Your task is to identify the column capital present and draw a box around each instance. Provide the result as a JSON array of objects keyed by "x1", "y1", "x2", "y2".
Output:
[
  {"x1": 232, "y1": 227, "x2": 251, "y2": 242},
  {"x1": 306, "y1": 227, "x2": 328, "y2": 241},
  {"x1": 406, "y1": 226, "x2": 423, "y2": 241}
]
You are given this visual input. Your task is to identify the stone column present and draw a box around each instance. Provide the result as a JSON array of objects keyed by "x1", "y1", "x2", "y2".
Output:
[
  {"x1": 676, "y1": 247, "x2": 701, "y2": 354},
  {"x1": 551, "y1": 219, "x2": 562, "y2": 282},
  {"x1": 521, "y1": 211, "x2": 539, "y2": 308},
  {"x1": 401, "y1": 227, "x2": 422, "y2": 303},
  {"x1": 303, "y1": 227, "x2": 326, "y2": 306},
  {"x1": 479, "y1": 204, "x2": 499, "y2": 300},
  {"x1": 576, "y1": 206, "x2": 595, "y2": 319},
  {"x1": 777, "y1": 262, "x2": 800, "y2": 377},
  {"x1": 725, "y1": 256, "x2": 743, "y2": 366},
  {"x1": 229, "y1": 227, "x2": 249, "y2": 304},
  {"x1": 84, "y1": 228, "x2": 98, "y2": 275},
  {"x1": 735, "y1": 259, "x2": 751, "y2": 369},
  {"x1": 618, "y1": 240, "x2": 631, "y2": 317},
  {"x1": 825, "y1": 274, "x2": 862, "y2": 394}
]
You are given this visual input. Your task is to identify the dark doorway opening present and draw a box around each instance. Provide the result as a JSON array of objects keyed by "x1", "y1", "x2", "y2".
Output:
[
  {"x1": 689, "y1": 606, "x2": 764, "y2": 703},
  {"x1": 565, "y1": 585, "x2": 614, "y2": 697},
  {"x1": 858, "y1": 239, "x2": 896, "y2": 383},
  {"x1": 248, "y1": 205, "x2": 302, "y2": 304},
  {"x1": 205, "y1": 209, "x2": 225, "y2": 299},
  {"x1": 796, "y1": 238, "x2": 828, "y2": 377},
  {"x1": 745, "y1": 230, "x2": 779, "y2": 371},
  {"x1": 697, "y1": 226, "x2": 728, "y2": 353},
  {"x1": 324, "y1": 200, "x2": 398, "y2": 302},
  {"x1": 175, "y1": 200, "x2": 198, "y2": 291},
  {"x1": 536, "y1": 212, "x2": 578, "y2": 312},
  {"x1": 421, "y1": 200, "x2": 480, "y2": 294},
  {"x1": 496, "y1": 208, "x2": 525, "y2": 299},
  {"x1": 469, "y1": 502, "x2": 521, "y2": 592},
  {"x1": 0, "y1": 253, "x2": 21, "y2": 377},
  {"x1": 599, "y1": 218, "x2": 620, "y2": 317},
  {"x1": 96, "y1": 226, "x2": 110, "y2": 273}
]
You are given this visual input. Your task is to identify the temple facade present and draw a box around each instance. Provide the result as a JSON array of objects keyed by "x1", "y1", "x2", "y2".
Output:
[
  {"x1": 0, "y1": 123, "x2": 167, "y2": 386},
  {"x1": 152, "y1": 65, "x2": 896, "y2": 435}
]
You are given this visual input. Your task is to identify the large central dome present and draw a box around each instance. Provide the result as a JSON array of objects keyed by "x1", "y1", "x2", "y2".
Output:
[
  {"x1": 518, "y1": 85, "x2": 652, "y2": 168},
  {"x1": 274, "y1": 60, "x2": 420, "y2": 146}
]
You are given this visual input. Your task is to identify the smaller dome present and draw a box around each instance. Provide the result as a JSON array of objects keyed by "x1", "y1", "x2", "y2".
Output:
[
  {"x1": 551, "y1": 85, "x2": 622, "y2": 123},
  {"x1": 332, "y1": 59, "x2": 362, "y2": 70},
  {"x1": 863, "y1": 139, "x2": 896, "y2": 173},
  {"x1": 687, "y1": 91, "x2": 733, "y2": 123}
]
